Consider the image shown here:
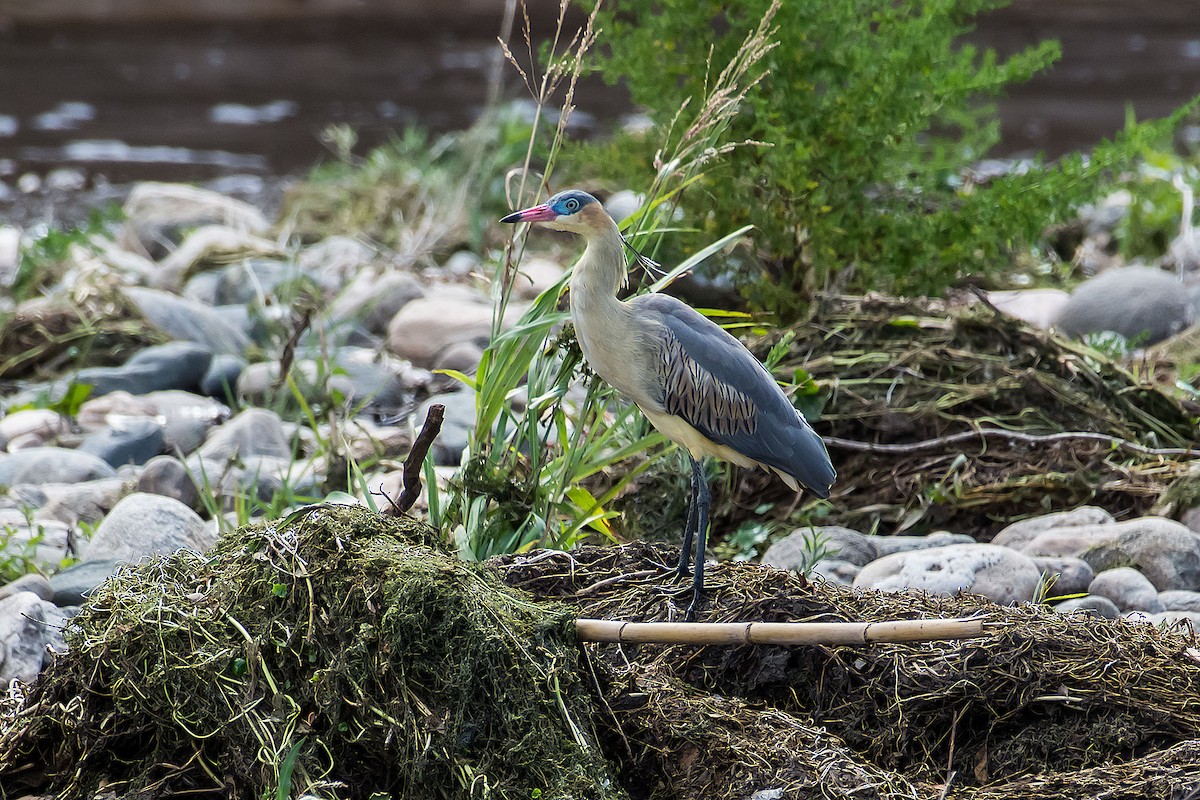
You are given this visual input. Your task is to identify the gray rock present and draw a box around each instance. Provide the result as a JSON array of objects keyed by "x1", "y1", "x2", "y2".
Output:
[
  {"x1": 122, "y1": 181, "x2": 270, "y2": 259},
  {"x1": 200, "y1": 353, "x2": 247, "y2": 402},
  {"x1": 1021, "y1": 522, "x2": 1130, "y2": 558},
  {"x1": 70, "y1": 341, "x2": 213, "y2": 398},
  {"x1": 809, "y1": 559, "x2": 861, "y2": 585},
  {"x1": 78, "y1": 416, "x2": 165, "y2": 466},
  {"x1": 82, "y1": 492, "x2": 212, "y2": 562},
  {"x1": 123, "y1": 286, "x2": 251, "y2": 355},
  {"x1": 604, "y1": 190, "x2": 644, "y2": 223},
  {"x1": 211, "y1": 258, "x2": 294, "y2": 305},
  {"x1": 182, "y1": 269, "x2": 222, "y2": 305},
  {"x1": 187, "y1": 454, "x2": 318, "y2": 510},
  {"x1": 35, "y1": 477, "x2": 128, "y2": 526},
  {"x1": 1055, "y1": 266, "x2": 1194, "y2": 345},
  {"x1": 1139, "y1": 611, "x2": 1200, "y2": 632},
  {"x1": 762, "y1": 526, "x2": 878, "y2": 570},
  {"x1": 0, "y1": 509, "x2": 73, "y2": 571},
  {"x1": 197, "y1": 407, "x2": 290, "y2": 462},
  {"x1": 387, "y1": 291, "x2": 522, "y2": 367},
  {"x1": 512, "y1": 257, "x2": 566, "y2": 300},
  {"x1": 330, "y1": 270, "x2": 426, "y2": 335},
  {"x1": 0, "y1": 408, "x2": 66, "y2": 449},
  {"x1": 991, "y1": 506, "x2": 1115, "y2": 550},
  {"x1": 1029, "y1": 556, "x2": 1094, "y2": 597},
  {"x1": 136, "y1": 455, "x2": 201, "y2": 510},
  {"x1": 420, "y1": 389, "x2": 475, "y2": 466},
  {"x1": 853, "y1": 543, "x2": 1042, "y2": 604},
  {"x1": 1088, "y1": 568, "x2": 1164, "y2": 613},
  {"x1": 1081, "y1": 517, "x2": 1200, "y2": 591},
  {"x1": 0, "y1": 591, "x2": 71, "y2": 683},
  {"x1": 872, "y1": 531, "x2": 975, "y2": 557},
  {"x1": 0, "y1": 447, "x2": 117, "y2": 485},
  {"x1": 1052, "y1": 596, "x2": 1121, "y2": 619},
  {"x1": 48, "y1": 558, "x2": 123, "y2": 605},
  {"x1": 1158, "y1": 590, "x2": 1200, "y2": 613},
  {"x1": 0, "y1": 573, "x2": 54, "y2": 603},
  {"x1": 434, "y1": 341, "x2": 485, "y2": 375},
  {"x1": 296, "y1": 235, "x2": 376, "y2": 284},
  {"x1": 78, "y1": 390, "x2": 229, "y2": 457}
]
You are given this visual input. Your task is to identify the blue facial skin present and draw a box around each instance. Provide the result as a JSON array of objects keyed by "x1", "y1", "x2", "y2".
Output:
[{"x1": 548, "y1": 190, "x2": 598, "y2": 216}]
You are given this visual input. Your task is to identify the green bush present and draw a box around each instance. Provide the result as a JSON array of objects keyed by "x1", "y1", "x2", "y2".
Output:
[{"x1": 586, "y1": 0, "x2": 1189, "y2": 310}]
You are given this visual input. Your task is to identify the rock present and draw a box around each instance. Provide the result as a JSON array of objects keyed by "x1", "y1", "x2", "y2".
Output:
[
  {"x1": 420, "y1": 389, "x2": 475, "y2": 465},
  {"x1": 200, "y1": 353, "x2": 247, "y2": 402},
  {"x1": 984, "y1": 289, "x2": 1070, "y2": 330},
  {"x1": 1087, "y1": 568, "x2": 1164, "y2": 612},
  {"x1": 182, "y1": 268, "x2": 222, "y2": 304},
  {"x1": 1055, "y1": 266, "x2": 1194, "y2": 345},
  {"x1": 1020, "y1": 522, "x2": 1129, "y2": 558},
  {"x1": 154, "y1": 226, "x2": 284, "y2": 288},
  {"x1": 387, "y1": 290, "x2": 523, "y2": 367},
  {"x1": 1158, "y1": 590, "x2": 1200, "y2": 613},
  {"x1": 137, "y1": 455, "x2": 202, "y2": 509},
  {"x1": 187, "y1": 454, "x2": 319, "y2": 509},
  {"x1": 35, "y1": 477, "x2": 128, "y2": 526},
  {"x1": 122, "y1": 286, "x2": 251, "y2": 355},
  {"x1": 1029, "y1": 556, "x2": 1094, "y2": 597},
  {"x1": 0, "y1": 512, "x2": 73, "y2": 572},
  {"x1": 991, "y1": 506, "x2": 1115, "y2": 550},
  {"x1": 330, "y1": 270, "x2": 425, "y2": 336},
  {"x1": 0, "y1": 225, "x2": 20, "y2": 285},
  {"x1": 1139, "y1": 611, "x2": 1200, "y2": 632},
  {"x1": 762, "y1": 526, "x2": 878, "y2": 570},
  {"x1": 296, "y1": 235, "x2": 376, "y2": 284},
  {"x1": 604, "y1": 190, "x2": 644, "y2": 223},
  {"x1": 512, "y1": 257, "x2": 566, "y2": 300},
  {"x1": 0, "y1": 573, "x2": 54, "y2": 602},
  {"x1": 0, "y1": 592, "x2": 71, "y2": 683},
  {"x1": 441, "y1": 251, "x2": 480, "y2": 277},
  {"x1": 236, "y1": 349, "x2": 407, "y2": 412},
  {"x1": 70, "y1": 341, "x2": 213, "y2": 397},
  {"x1": 121, "y1": 181, "x2": 270, "y2": 259},
  {"x1": 48, "y1": 558, "x2": 123, "y2": 606},
  {"x1": 433, "y1": 341, "x2": 485, "y2": 375},
  {"x1": 210, "y1": 258, "x2": 296, "y2": 305},
  {"x1": 809, "y1": 559, "x2": 860, "y2": 585},
  {"x1": 83, "y1": 492, "x2": 212, "y2": 562},
  {"x1": 0, "y1": 408, "x2": 65, "y2": 449},
  {"x1": 0, "y1": 447, "x2": 116, "y2": 485},
  {"x1": 197, "y1": 408, "x2": 290, "y2": 462},
  {"x1": 79, "y1": 390, "x2": 229, "y2": 456},
  {"x1": 1081, "y1": 517, "x2": 1200, "y2": 591},
  {"x1": 852, "y1": 544, "x2": 1042, "y2": 604},
  {"x1": 1052, "y1": 596, "x2": 1121, "y2": 619},
  {"x1": 872, "y1": 531, "x2": 975, "y2": 557},
  {"x1": 78, "y1": 416, "x2": 165, "y2": 466}
]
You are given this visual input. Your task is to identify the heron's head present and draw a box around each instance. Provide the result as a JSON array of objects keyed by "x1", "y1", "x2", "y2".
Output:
[{"x1": 500, "y1": 189, "x2": 610, "y2": 236}]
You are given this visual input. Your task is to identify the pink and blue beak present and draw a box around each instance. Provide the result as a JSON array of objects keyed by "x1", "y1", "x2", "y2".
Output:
[{"x1": 500, "y1": 203, "x2": 558, "y2": 224}]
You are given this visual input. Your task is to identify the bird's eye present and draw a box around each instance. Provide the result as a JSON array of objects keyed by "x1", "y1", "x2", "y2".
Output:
[{"x1": 565, "y1": 198, "x2": 579, "y2": 212}]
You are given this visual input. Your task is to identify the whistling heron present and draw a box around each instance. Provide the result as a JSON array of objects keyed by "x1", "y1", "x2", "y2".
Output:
[{"x1": 502, "y1": 189, "x2": 835, "y2": 617}]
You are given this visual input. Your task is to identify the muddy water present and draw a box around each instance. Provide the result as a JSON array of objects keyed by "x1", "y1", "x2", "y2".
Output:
[{"x1": 0, "y1": 4, "x2": 1198, "y2": 186}]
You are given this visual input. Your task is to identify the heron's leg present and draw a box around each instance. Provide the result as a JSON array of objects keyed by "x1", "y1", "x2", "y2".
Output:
[
  {"x1": 676, "y1": 459, "x2": 699, "y2": 579},
  {"x1": 685, "y1": 456, "x2": 711, "y2": 620}
]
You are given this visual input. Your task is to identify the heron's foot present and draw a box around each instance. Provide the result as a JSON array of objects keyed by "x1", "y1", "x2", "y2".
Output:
[{"x1": 684, "y1": 595, "x2": 702, "y2": 622}]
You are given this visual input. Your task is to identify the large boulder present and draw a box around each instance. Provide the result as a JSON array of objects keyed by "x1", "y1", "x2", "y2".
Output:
[
  {"x1": 853, "y1": 543, "x2": 1042, "y2": 604},
  {"x1": 1054, "y1": 266, "x2": 1194, "y2": 345}
]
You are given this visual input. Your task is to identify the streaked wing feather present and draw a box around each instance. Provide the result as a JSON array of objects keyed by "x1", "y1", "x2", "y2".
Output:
[{"x1": 636, "y1": 294, "x2": 836, "y2": 496}]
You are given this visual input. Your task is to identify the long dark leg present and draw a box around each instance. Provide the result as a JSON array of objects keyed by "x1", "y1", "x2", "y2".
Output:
[
  {"x1": 685, "y1": 456, "x2": 711, "y2": 620},
  {"x1": 676, "y1": 459, "x2": 699, "y2": 579}
]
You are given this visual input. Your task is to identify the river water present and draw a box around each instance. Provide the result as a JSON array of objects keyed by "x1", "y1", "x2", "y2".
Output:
[{"x1": 0, "y1": 5, "x2": 1199, "y2": 187}]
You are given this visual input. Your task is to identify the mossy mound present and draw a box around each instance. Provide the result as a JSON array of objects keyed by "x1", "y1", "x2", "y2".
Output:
[
  {"x1": 496, "y1": 542, "x2": 1200, "y2": 799},
  {"x1": 6, "y1": 508, "x2": 1200, "y2": 799},
  {"x1": 0, "y1": 505, "x2": 616, "y2": 800},
  {"x1": 748, "y1": 294, "x2": 1200, "y2": 535}
]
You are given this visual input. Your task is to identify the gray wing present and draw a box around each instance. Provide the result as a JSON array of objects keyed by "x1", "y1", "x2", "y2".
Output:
[{"x1": 634, "y1": 293, "x2": 836, "y2": 497}]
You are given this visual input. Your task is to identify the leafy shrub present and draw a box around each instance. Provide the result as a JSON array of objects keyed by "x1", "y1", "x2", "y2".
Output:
[{"x1": 586, "y1": 0, "x2": 1190, "y2": 310}]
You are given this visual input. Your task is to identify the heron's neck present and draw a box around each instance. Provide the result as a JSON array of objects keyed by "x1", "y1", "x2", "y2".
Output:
[{"x1": 570, "y1": 222, "x2": 627, "y2": 308}]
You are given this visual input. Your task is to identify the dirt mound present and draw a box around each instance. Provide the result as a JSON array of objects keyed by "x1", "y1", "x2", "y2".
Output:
[
  {"x1": 745, "y1": 294, "x2": 1200, "y2": 536},
  {"x1": 4, "y1": 505, "x2": 1200, "y2": 799}
]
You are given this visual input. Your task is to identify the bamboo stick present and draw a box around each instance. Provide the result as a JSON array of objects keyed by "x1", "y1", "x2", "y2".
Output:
[{"x1": 574, "y1": 617, "x2": 990, "y2": 646}]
